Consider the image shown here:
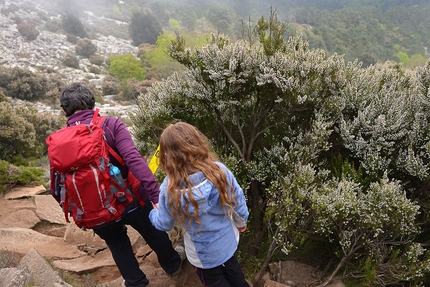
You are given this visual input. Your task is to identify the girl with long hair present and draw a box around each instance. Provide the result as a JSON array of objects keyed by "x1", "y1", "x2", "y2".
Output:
[{"x1": 149, "y1": 122, "x2": 249, "y2": 287}]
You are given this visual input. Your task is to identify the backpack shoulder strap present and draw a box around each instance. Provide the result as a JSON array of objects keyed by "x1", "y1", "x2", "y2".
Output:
[
  {"x1": 106, "y1": 140, "x2": 125, "y2": 166},
  {"x1": 91, "y1": 108, "x2": 102, "y2": 125}
]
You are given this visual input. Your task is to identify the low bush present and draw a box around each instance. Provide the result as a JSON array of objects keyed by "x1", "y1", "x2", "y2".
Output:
[
  {"x1": 102, "y1": 75, "x2": 121, "y2": 95},
  {"x1": 66, "y1": 33, "x2": 79, "y2": 44},
  {"x1": 10, "y1": 165, "x2": 44, "y2": 186},
  {"x1": 17, "y1": 21, "x2": 40, "y2": 41},
  {"x1": 0, "y1": 67, "x2": 49, "y2": 100},
  {"x1": 117, "y1": 78, "x2": 151, "y2": 101},
  {"x1": 36, "y1": 10, "x2": 49, "y2": 22},
  {"x1": 89, "y1": 54, "x2": 105, "y2": 66},
  {"x1": 0, "y1": 160, "x2": 9, "y2": 193},
  {"x1": 89, "y1": 65, "x2": 101, "y2": 74},
  {"x1": 0, "y1": 101, "x2": 64, "y2": 162},
  {"x1": 43, "y1": 21, "x2": 60, "y2": 33},
  {"x1": 11, "y1": 15, "x2": 22, "y2": 24},
  {"x1": 5, "y1": 3, "x2": 19, "y2": 14},
  {"x1": 75, "y1": 38, "x2": 97, "y2": 58},
  {"x1": 0, "y1": 160, "x2": 44, "y2": 194},
  {"x1": 62, "y1": 53, "x2": 80, "y2": 68},
  {"x1": 0, "y1": 90, "x2": 6, "y2": 102}
]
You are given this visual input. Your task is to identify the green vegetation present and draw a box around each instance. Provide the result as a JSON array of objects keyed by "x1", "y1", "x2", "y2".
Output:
[
  {"x1": 205, "y1": 3, "x2": 237, "y2": 36},
  {"x1": 43, "y1": 21, "x2": 60, "y2": 33},
  {"x1": 66, "y1": 33, "x2": 79, "y2": 44},
  {"x1": 0, "y1": 100, "x2": 63, "y2": 162},
  {"x1": 140, "y1": 32, "x2": 209, "y2": 79},
  {"x1": 169, "y1": 18, "x2": 180, "y2": 31},
  {"x1": 140, "y1": 33, "x2": 183, "y2": 79},
  {"x1": 0, "y1": 66, "x2": 64, "y2": 102},
  {"x1": 50, "y1": 0, "x2": 430, "y2": 68},
  {"x1": 132, "y1": 10, "x2": 430, "y2": 285},
  {"x1": 101, "y1": 75, "x2": 121, "y2": 95},
  {"x1": 0, "y1": 102, "x2": 36, "y2": 161},
  {"x1": 0, "y1": 67, "x2": 48, "y2": 100},
  {"x1": 290, "y1": 4, "x2": 430, "y2": 67},
  {"x1": 108, "y1": 54, "x2": 145, "y2": 81},
  {"x1": 0, "y1": 160, "x2": 44, "y2": 194}
]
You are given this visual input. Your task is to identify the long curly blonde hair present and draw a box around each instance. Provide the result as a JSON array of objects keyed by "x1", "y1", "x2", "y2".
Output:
[{"x1": 158, "y1": 122, "x2": 236, "y2": 229}]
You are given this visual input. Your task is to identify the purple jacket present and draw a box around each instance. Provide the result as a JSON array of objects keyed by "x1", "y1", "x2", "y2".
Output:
[{"x1": 49, "y1": 109, "x2": 160, "y2": 204}]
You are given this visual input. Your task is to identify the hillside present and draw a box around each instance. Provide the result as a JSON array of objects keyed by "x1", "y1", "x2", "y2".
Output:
[
  {"x1": 0, "y1": 0, "x2": 141, "y2": 119},
  {"x1": 2, "y1": 0, "x2": 429, "y2": 83}
]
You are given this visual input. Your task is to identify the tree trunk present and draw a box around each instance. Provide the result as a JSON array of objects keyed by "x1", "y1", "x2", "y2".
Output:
[{"x1": 249, "y1": 179, "x2": 264, "y2": 255}]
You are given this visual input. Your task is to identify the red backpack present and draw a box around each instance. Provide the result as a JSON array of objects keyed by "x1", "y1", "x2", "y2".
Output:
[{"x1": 46, "y1": 109, "x2": 143, "y2": 230}]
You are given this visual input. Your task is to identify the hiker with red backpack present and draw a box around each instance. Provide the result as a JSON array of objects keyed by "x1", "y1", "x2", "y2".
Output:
[{"x1": 46, "y1": 83, "x2": 185, "y2": 287}]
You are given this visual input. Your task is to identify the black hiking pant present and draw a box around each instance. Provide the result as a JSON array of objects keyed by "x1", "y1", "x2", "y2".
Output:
[
  {"x1": 194, "y1": 255, "x2": 249, "y2": 287},
  {"x1": 92, "y1": 199, "x2": 181, "y2": 287}
]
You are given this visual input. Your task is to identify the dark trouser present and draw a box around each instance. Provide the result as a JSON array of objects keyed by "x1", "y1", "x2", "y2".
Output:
[
  {"x1": 194, "y1": 255, "x2": 249, "y2": 287},
  {"x1": 92, "y1": 200, "x2": 181, "y2": 287}
]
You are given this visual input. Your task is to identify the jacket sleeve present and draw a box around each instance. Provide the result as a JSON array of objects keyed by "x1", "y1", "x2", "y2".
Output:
[
  {"x1": 149, "y1": 178, "x2": 176, "y2": 231},
  {"x1": 220, "y1": 163, "x2": 249, "y2": 225},
  {"x1": 49, "y1": 168, "x2": 61, "y2": 203},
  {"x1": 104, "y1": 117, "x2": 161, "y2": 204}
]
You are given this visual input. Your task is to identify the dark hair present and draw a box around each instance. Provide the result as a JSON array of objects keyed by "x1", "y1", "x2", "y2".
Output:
[{"x1": 60, "y1": 83, "x2": 95, "y2": 117}]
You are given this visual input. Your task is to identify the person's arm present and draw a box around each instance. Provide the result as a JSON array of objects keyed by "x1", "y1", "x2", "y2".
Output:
[
  {"x1": 49, "y1": 168, "x2": 61, "y2": 203},
  {"x1": 149, "y1": 179, "x2": 176, "y2": 231},
  {"x1": 220, "y1": 163, "x2": 249, "y2": 230},
  {"x1": 105, "y1": 117, "x2": 160, "y2": 204},
  {"x1": 231, "y1": 184, "x2": 249, "y2": 232}
]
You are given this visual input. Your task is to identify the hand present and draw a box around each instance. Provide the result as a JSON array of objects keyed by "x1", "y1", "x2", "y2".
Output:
[
  {"x1": 237, "y1": 225, "x2": 246, "y2": 233},
  {"x1": 152, "y1": 202, "x2": 159, "y2": 210}
]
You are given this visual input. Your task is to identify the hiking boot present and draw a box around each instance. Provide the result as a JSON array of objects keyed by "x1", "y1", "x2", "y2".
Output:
[{"x1": 171, "y1": 243, "x2": 186, "y2": 276}]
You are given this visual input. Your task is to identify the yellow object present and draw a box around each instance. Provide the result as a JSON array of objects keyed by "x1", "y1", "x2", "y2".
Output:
[{"x1": 148, "y1": 145, "x2": 160, "y2": 174}]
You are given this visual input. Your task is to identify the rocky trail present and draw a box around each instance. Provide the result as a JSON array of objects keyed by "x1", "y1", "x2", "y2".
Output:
[
  {"x1": 0, "y1": 185, "x2": 204, "y2": 287},
  {"x1": 0, "y1": 185, "x2": 346, "y2": 287}
]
